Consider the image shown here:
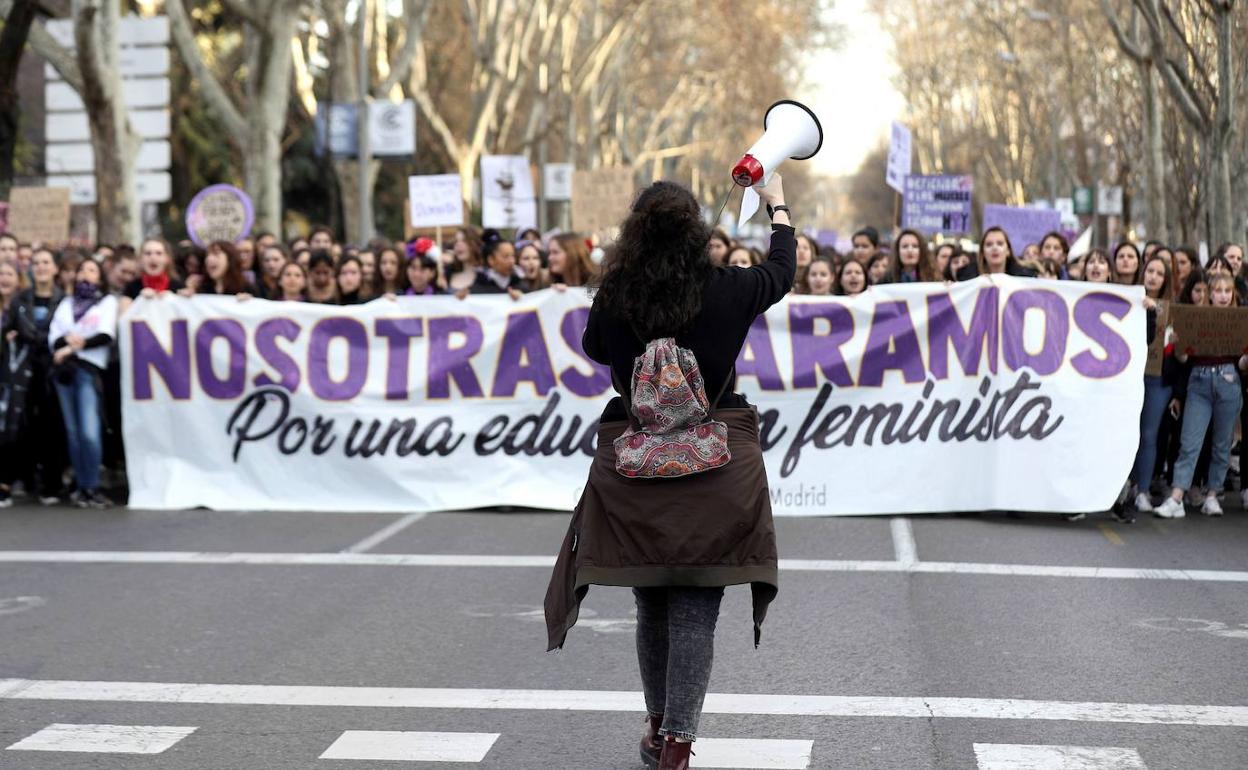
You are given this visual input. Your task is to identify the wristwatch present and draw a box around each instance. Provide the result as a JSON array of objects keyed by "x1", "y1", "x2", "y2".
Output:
[{"x1": 766, "y1": 204, "x2": 791, "y2": 219}]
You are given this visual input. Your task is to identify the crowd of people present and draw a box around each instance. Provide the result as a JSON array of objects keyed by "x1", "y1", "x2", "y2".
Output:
[{"x1": 0, "y1": 220, "x2": 1246, "y2": 523}]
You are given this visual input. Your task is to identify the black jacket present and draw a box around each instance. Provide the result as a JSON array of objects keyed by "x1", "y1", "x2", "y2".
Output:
[{"x1": 584, "y1": 224, "x2": 796, "y2": 422}]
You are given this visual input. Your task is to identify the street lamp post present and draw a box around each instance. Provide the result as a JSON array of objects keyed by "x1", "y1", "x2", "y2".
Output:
[{"x1": 357, "y1": 0, "x2": 373, "y2": 246}]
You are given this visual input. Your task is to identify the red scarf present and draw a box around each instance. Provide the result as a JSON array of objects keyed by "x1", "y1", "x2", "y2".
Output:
[{"x1": 141, "y1": 273, "x2": 170, "y2": 293}]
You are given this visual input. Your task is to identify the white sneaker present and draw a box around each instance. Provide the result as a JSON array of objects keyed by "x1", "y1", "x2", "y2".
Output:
[
  {"x1": 1241, "y1": 488, "x2": 1248, "y2": 510},
  {"x1": 1201, "y1": 494, "x2": 1224, "y2": 517},
  {"x1": 1134, "y1": 492, "x2": 1155, "y2": 513},
  {"x1": 1154, "y1": 496, "x2": 1186, "y2": 519}
]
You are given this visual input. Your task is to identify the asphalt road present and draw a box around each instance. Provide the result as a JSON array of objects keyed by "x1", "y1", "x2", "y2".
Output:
[{"x1": 0, "y1": 502, "x2": 1246, "y2": 769}]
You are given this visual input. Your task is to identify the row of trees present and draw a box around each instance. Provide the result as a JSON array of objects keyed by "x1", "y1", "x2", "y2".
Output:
[
  {"x1": 0, "y1": 0, "x2": 831, "y2": 244},
  {"x1": 864, "y1": 0, "x2": 1246, "y2": 246}
]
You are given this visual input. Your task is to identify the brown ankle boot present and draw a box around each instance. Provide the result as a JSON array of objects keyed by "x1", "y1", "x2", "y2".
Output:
[
  {"x1": 658, "y1": 736, "x2": 693, "y2": 770},
  {"x1": 639, "y1": 714, "x2": 662, "y2": 768}
]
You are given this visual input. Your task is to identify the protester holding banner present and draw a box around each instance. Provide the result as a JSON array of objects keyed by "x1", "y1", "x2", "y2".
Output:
[
  {"x1": 276, "y1": 261, "x2": 308, "y2": 301},
  {"x1": 866, "y1": 253, "x2": 892, "y2": 285},
  {"x1": 546, "y1": 175, "x2": 792, "y2": 769},
  {"x1": 956, "y1": 227, "x2": 1036, "y2": 280},
  {"x1": 548, "y1": 233, "x2": 596, "y2": 288},
  {"x1": 373, "y1": 246, "x2": 407, "y2": 298},
  {"x1": 1112, "y1": 243, "x2": 1142, "y2": 285},
  {"x1": 403, "y1": 254, "x2": 441, "y2": 296},
  {"x1": 1081, "y1": 249, "x2": 1112, "y2": 283},
  {"x1": 836, "y1": 258, "x2": 867, "y2": 296},
  {"x1": 255, "y1": 244, "x2": 288, "y2": 300},
  {"x1": 1128, "y1": 254, "x2": 1177, "y2": 516},
  {"x1": 851, "y1": 227, "x2": 878, "y2": 264},
  {"x1": 804, "y1": 257, "x2": 834, "y2": 295},
  {"x1": 120, "y1": 239, "x2": 185, "y2": 314},
  {"x1": 335, "y1": 257, "x2": 367, "y2": 305},
  {"x1": 517, "y1": 241, "x2": 550, "y2": 291},
  {"x1": 469, "y1": 230, "x2": 525, "y2": 298},
  {"x1": 1173, "y1": 247, "x2": 1197, "y2": 296},
  {"x1": 891, "y1": 229, "x2": 936, "y2": 283},
  {"x1": 447, "y1": 227, "x2": 484, "y2": 293},
  {"x1": 48, "y1": 258, "x2": 117, "y2": 508},
  {"x1": 304, "y1": 251, "x2": 338, "y2": 304},
  {"x1": 1155, "y1": 273, "x2": 1247, "y2": 519},
  {"x1": 190, "y1": 241, "x2": 252, "y2": 297}
]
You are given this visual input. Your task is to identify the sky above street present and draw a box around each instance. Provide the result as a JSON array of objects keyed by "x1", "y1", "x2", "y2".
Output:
[{"x1": 800, "y1": 0, "x2": 905, "y2": 177}]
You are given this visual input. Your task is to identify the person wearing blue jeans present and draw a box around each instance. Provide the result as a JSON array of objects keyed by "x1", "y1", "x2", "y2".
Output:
[
  {"x1": 47, "y1": 258, "x2": 117, "y2": 508},
  {"x1": 54, "y1": 365, "x2": 104, "y2": 501},
  {"x1": 1156, "y1": 273, "x2": 1247, "y2": 519},
  {"x1": 1131, "y1": 374, "x2": 1172, "y2": 511}
]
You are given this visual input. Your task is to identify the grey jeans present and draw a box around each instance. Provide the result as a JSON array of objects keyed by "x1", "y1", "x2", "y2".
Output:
[{"x1": 633, "y1": 586, "x2": 725, "y2": 742}]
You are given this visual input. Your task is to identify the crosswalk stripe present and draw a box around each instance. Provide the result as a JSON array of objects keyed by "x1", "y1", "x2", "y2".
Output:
[
  {"x1": 4, "y1": 724, "x2": 196, "y2": 754},
  {"x1": 691, "y1": 738, "x2": 813, "y2": 769},
  {"x1": 974, "y1": 743, "x2": 1148, "y2": 769},
  {"x1": 2, "y1": 679, "x2": 1245, "y2": 727},
  {"x1": 319, "y1": 731, "x2": 499, "y2": 762}
]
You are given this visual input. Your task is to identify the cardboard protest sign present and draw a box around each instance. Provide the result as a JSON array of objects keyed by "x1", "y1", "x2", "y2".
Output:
[
  {"x1": 1145, "y1": 301, "x2": 1168, "y2": 377},
  {"x1": 571, "y1": 167, "x2": 634, "y2": 234},
  {"x1": 1168, "y1": 304, "x2": 1248, "y2": 358},
  {"x1": 6, "y1": 186, "x2": 71, "y2": 245}
]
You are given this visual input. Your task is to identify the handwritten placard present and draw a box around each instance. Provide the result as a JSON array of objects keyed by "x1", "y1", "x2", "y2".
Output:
[
  {"x1": 903, "y1": 174, "x2": 973, "y2": 234},
  {"x1": 1169, "y1": 304, "x2": 1248, "y2": 358},
  {"x1": 407, "y1": 174, "x2": 463, "y2": 229},
  {"x1": 982, "y1": 203, "x2": 1061, "y2": 252},
  {"x1": 571, "y1": 167, "x2": 634, "y2": 234},
  {"x1": 6, "y1": 186, "x2": 71, "y2": 245}
]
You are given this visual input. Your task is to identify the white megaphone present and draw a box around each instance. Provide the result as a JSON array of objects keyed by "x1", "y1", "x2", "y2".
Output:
[{"x1": 732, "y1": 100, "x2": 823, "y2": 227}]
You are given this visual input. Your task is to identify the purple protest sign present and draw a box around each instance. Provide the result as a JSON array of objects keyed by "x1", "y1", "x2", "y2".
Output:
[
  {"x1": 186, "y1": 184, "x2": 254, "y2": 248},
  {"x1": 982, "y1": 204, "x2": 1061, "y2": 252},
  {"x1": 903, "y1": 175, "x2": 974, "y2": 234}
]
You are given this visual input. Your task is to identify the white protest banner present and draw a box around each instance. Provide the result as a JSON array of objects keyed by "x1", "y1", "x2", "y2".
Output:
[
  {"x1": 407, "y1": 174, "x2": 463, "y2": 228},
  {"x1": 122, "y1": 279, "x2": 1144, "y2": 515},
  {"x1": 886, "y1": 121, "x2": 912, "y2": 193}
]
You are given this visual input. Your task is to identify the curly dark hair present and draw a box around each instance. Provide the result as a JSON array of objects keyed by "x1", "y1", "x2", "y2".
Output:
[{"x1": 592, "y1": 181, "x2": 711, "y2": 340}]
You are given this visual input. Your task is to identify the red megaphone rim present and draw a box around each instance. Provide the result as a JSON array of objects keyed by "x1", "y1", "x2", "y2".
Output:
[{"x1": 764, "y1": 99, "x2": 823, "y2": 161}]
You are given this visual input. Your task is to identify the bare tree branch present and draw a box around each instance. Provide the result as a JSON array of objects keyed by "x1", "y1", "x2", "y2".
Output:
[
  {"x1": 165, "y1": 0, "x2": 247, "y2": 139},
  {"x1": 0, "y1": 0, "x2": 85, "y2": 92}
]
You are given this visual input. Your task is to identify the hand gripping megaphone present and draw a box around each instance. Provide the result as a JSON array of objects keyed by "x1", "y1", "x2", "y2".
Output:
[{"x1": 732, "y1": 100, "x2": 823, "y2": 227}]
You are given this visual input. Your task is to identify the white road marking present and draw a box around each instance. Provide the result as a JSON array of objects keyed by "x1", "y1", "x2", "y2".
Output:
[
  {"x1": 691, "y1": 738, "x2": 813, "y2": 769},
  {"x1": 5, "y1": 723, "x2": 196, "y2": 754},
  {"x1": 1135, "y1": 617, "x2": 1248, "y2": 641},
  {"x1": 340, "y1": 512, "x2": 427, "y2": 554},
  {"x1": 2, "y1": 550, "x2": 1247, "y2": 584},
  {"x1": 890, "y1": 517, "x2": 918, "y2": 566},
  {"x1": 0, "y1": 596, "x2": 45, "y2": 616},
  {"x1": 974, "y1": 743, "x2": 1147, "y2": 769},
  {"x1": 319, "y1": 730, "x2": 498, "y2": 762},
  {"x1": 2, "y1": 679, "x2": 1245, "y2": 727}
]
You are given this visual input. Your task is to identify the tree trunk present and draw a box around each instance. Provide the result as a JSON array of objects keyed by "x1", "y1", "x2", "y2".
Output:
[
  {"x1": 0, "y1": 0, "x2": 36, "y2": 202},
  {"x1": 333, "y1": 158, "x2": 380, "y2": 245},
  {"x1": 242, "y1": 8, "x2": 297, "y2": 236},
  {"x1": 73, "y1": 0, "x2": 140, "y2": 245},
  {"x1": 1142, "y1": 62, "x2": 1167, "y2": 242}
]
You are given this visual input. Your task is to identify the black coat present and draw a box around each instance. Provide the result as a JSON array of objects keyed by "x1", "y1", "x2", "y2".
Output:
[
  {"x1": 955, "y1": 258, "x2": 1037, "y2": 281},
  {"x1": 0, "y1": 289, "x2": 63, "y2": 442}
]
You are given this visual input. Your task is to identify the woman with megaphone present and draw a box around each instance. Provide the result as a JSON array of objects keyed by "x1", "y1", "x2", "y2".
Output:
[{"x1": 546, "y1": 175, "x2": 794, "y2": 770}]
